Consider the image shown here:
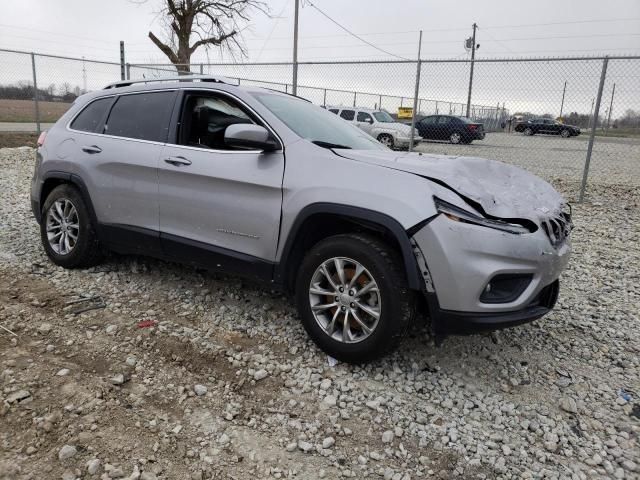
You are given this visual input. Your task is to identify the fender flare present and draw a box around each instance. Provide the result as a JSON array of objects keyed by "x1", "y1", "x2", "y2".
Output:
[
  {"x1": 275, "y1": 203, "x2": 422, "y2": 291},
  {"x1": 38, "y1": 171, "x2": 98, "y2": 225}
]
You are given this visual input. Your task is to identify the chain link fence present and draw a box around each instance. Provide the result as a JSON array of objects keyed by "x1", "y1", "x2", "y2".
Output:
[{"x1": 1, "y1": 48, "x2": 638, "y2": 201}]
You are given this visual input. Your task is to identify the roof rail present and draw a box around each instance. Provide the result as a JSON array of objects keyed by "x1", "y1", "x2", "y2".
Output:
[{"x1": 103, "y1": 74, "x2": 236, "y2": 90}]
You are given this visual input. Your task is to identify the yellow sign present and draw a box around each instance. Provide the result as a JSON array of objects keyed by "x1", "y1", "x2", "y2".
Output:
[{"x1": 397, "y1": 107, "x2": 413, "y2": 119}]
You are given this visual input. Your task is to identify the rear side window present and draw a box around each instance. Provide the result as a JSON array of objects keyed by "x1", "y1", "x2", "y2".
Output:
[
  {"x1": 340, "y1": 110, "x2": 355, "y2": 121},
  {"x1": 70, "y1": 97, "x2": 113, "y2": 133},
  {"x1": 105, "y1": 91, "x2": 175, "y2": 142},
  {"x1": 357, "y1": 112, "x2": 373, "y2": 122},
  {"x1": 328, "y1": 109, "x2": 339, "y2": 114}
]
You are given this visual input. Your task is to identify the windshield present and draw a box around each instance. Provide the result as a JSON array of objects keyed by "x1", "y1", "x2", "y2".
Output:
[
  {"x1": 372, "y1": 111, "x2": 394, "y2": 123},
  {"x1": 252, "y1": 93, "x2": 386, "y2": 150}
]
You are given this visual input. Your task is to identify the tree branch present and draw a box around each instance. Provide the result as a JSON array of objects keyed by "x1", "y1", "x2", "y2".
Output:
[{"x1": 148, "y1": 31, "x2": 180, "y2": 64}]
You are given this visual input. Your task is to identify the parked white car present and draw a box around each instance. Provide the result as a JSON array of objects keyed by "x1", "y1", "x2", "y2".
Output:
[{"x1": 327, "y1": 106, "x2": 421, "y2": 149}]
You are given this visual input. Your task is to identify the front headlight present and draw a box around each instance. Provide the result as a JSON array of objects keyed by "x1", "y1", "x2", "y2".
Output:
[{"x1": 434, "y1": 197, "x2": 531, "y2": 235}]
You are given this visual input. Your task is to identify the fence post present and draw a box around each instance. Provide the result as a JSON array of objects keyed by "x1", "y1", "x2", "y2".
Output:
[
  {"x1": 579, "y1": 57, "x2": 609, "y2": 203},
  {"x1": 353, "y1": 91, "x2": 357, "y2": 107},
  {"x1": 323, "y1": 88, "x2": 327, "y2": 106},
  {"x1": 378, "y1": 95, "x2": 382, "y2": 109},
  {"x1": 119, "y1": 41, "x2": 126, "y2": 80},
  {"x1": 126, "y1": 63, "x2": 131, "y2": 80},
  {"x1": 199, "y1": 63, "x2": 204, "y2": 75},
  {"x1": 409, "y1": 31, "x2": 423, "y2": 152},
  {"x1": 31, "y1": 53, "x2": 41, "y2": 134}
]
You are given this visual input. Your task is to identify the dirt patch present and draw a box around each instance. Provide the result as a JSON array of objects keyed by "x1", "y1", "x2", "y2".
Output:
[{"x1": 0, "y1": 133, "x2": 38, "y2": 148}]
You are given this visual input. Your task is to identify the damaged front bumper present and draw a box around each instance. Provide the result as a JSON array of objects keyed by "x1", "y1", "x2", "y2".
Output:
[{"x1": 411, "y1": 213, "x2": 571, "y2": 335}]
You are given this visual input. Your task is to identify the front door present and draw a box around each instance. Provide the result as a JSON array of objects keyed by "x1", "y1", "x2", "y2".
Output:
[
  {"x1": 356, "y1": 111, "x2": 374, "y2": 134},
  {"x1": 158, "y1": 90, "x2": 284, "y2": 277}
]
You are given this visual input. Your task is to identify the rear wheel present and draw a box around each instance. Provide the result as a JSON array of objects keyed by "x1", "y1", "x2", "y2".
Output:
[
  {"x1": 377, "y1": 134, "x2": 394, "y2": 149},
  {"x1": 295, "y1": 234, "x2": 414, "y2": 363},
  {"x1": 560, "y1": 129, "x2": 571, "y2": 138},
  {"x1": 523, "y1": 127, "x2": 534, "y2": 136},
  {"x1": 449, "y1": 132, "x2": 462, "y2": 144},
  {"x1": 40, "y1": 184, "x2": 103, "y2": 268}
]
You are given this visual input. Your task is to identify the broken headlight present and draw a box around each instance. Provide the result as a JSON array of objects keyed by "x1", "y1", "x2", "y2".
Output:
[{"x1": 434, "y1": 198, "x2": 531, "y2": 235}]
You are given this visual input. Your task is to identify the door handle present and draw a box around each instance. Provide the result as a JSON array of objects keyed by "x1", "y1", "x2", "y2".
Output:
[
  {"x1": 81, "y1": 145, "x2": 102, "y2": 154},
  {"x1": 164, "y1": 156, "x2": 192, "y2": 167}
]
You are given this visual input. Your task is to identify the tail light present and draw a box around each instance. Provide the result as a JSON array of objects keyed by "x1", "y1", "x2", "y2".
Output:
[
  {"x1": 467, "y1": 124, "x2": 478, "y2": 131},
  {"x1": 37, "y1": 131, "x2": 47, "y2": 147}
]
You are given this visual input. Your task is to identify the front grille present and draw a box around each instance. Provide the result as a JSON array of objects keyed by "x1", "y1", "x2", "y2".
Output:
[{"x1": 541, "y1": 205, "x2": 572, "y2": 247}]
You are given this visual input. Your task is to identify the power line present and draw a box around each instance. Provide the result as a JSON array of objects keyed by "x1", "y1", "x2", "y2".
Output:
[
  {"x1": 256, "y1": 0, "x2": 291, "y2": 61},
  {"x1": 304, "y1": 0, "x2": 410, "y2": 60},
  {"x1": 484, "y1": 17, "x2": 640, "y2": 30}
]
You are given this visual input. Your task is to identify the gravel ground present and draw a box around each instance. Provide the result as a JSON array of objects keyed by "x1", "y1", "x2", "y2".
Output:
[{"x1": 0, "y1": 147, "x2": 638, "y2": 480}]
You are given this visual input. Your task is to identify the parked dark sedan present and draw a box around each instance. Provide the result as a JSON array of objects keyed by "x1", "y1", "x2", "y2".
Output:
[
  {"x1": 514, "y1": 118, "x2": 581, "y2": 138},
  {"x1": 415, "y1": 115, "x2": 486, "y2": 144}
]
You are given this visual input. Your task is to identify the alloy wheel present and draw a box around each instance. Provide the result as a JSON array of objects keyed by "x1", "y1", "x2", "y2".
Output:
[
  {"x1": 450, "y1": 132, "x2": 461, "y2": 144},
  {"x1": 308, "y1": 257, "x2": 381, "y2": 344},
  {"x1": 45, "y1": 198, "x2": 79, "y2": 255}
]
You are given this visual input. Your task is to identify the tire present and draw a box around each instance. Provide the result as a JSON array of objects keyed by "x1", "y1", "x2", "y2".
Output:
[
  {"x1": 523, "y1": 127, "x2": 534, "y2": 136},
  {"x1": 449, "y1": 132, "x2": 462, "y2": 144},
  {"x1": 295, "y1": 233, "x2": 414, "y2": 363},
  {"x1": 40, "y1": 184, "x2": 103, "y2": 268},
  {"x1": 560, "y1": 129, "x2": 570, "y2": 138},
  {"x1": 377, "y1": 134, "x2": 394, "y2": 149}
]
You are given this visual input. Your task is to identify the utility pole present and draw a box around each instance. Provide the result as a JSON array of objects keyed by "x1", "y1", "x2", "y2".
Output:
[
  {"x1": 605, "y1": 82, "x2": 616, "y2": 134},
  {"x1": 409, "y1": 30, "x2": 423, "y2": 152},
  {"x1": 119, "y1": 41, "x2": 126, "y2": 81},
  {"x1": 465, "y1": 23, "x2": 478, "y2": 118},
  {"x1": 292, "y1": 0, "x2": 300, "y2": 96},
  {"x1": 559, "y1": 80, "x2": 567, "y2": 120}
]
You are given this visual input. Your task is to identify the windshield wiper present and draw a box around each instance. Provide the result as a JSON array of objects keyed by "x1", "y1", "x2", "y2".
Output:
[{"x1": 312, "y1": 140, "x2": 352, "y2": 150}]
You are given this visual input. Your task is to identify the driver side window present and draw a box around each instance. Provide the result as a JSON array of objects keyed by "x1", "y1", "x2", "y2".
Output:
[{"x1": 178, "y1": 93, "x2": 254, "y2": 150}]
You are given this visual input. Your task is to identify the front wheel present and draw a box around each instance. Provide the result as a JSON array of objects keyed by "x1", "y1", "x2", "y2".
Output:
[
  {"x1": 560, "y1": 129, "x2": 571, "y2": 138},
  {"x1": 295, "y1": 234, "x2": 414, "y2": 363},
  {"x1": 523, "y1": 127, "x2": 534, "y2": 136},
  {"x1": 377, "y1": 134, "x2": 394, "y2": 149},
  {"x1": 40, "y1": 184, "x2": 103, "y2": 268}
]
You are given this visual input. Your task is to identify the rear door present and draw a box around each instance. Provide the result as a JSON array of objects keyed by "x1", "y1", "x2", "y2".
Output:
[
  {"x1": 158, "y1": 90, "x2": 284, "y2": 272},
  {"x1": 416, "y1": 115, "x2": 437, "y2": 139},
  {"x1": 70, "y1": 90, "x2": 176, "y2": 253},
  {"x1": 435, "y1": 115, "x2": 453, "y2": 140}
]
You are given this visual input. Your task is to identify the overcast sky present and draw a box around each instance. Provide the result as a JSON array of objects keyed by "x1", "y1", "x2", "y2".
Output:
[
  {"x1": 1, "y1": 1, "x2": 639, "y2": 116},
  {"x1": 1, "y1": 0, "x2": 639, "y2": 63}
]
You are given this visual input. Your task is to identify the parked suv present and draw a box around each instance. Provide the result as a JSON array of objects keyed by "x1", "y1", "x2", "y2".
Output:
[
  {"x1": 327, "y1": 106, "x2": 421, "y2": 149},
  {"x1": 31, "y1": 76, "x2": 572, "y2": 363}
]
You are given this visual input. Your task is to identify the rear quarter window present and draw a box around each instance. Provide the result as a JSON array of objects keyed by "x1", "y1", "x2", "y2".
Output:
[
  {"x1": 70, "y1": 97, "x2": 113, "y2": 133},
  {"x1": 105, "y1": 91, "x2": 176, "y2": 142},
  {"x1": 340, "y1": 110, "x2": 355, "y2": 121}
]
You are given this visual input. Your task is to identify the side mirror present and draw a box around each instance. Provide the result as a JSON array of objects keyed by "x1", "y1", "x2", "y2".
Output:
[{"x1": 224, "y1": 124, "x2": 279, "y2": 152}]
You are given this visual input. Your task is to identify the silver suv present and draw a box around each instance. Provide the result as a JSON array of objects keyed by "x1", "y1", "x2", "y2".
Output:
[
  {"x1": 31, "y1": 76, "x2": 572, "y2": 363},
  {"x1": 327, "y1": 106, "x2": 421, "y2": 149}
]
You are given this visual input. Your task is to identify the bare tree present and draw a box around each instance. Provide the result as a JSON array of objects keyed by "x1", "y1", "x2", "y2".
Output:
[{"x1": 148, "y1": 0, "x2": 268, "y2": 72}]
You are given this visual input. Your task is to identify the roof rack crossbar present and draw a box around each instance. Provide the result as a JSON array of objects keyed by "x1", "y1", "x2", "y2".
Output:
[{"x1": 103, "y1": 74, "x2": 236, "y2": 90}]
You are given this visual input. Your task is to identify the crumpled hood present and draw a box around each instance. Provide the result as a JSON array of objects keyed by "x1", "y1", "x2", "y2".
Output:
[{"x1": 336, "y1": 150, "x2": 567, "y2": 223}]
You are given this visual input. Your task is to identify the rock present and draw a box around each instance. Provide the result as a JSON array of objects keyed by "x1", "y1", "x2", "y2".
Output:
[
  {"x1": 111, "y1": 373, "x2": 129, "y2": 386},
  {"x1": 320, "y1": 379, "x2": 332, "y2": 390},
  {"x1": 560, "y1": 397, "x2": 578, "y2": 414},
  {"x1": 87, "y1": 458, "x2": 101, "y2": 475},
  {"x1": 382, "y1": 430, "x2": 394, "y2": 443},
  {"x1": 253, "y1": 369, "x2": 268, "y2": 381},
  {"x1": 322, "y1": 395, "x2": 337, "y2": 408},
  {"x1": 298, "y1": 440, "x2": 313, "y2": 452},
  {"x1": 106, "y1": 324, "x2": 118, "y2": 335},
  {"x1": 286, "y1": 442, "x2": 297, "y2": 452},
  {"x1": 5, "y1": 390, "x2": 31, "y2": 404},
  {"x1": 56, "y1": 368, "x2": 71, "y2": 376},
  {"x1": 38, "y1": 323, "x2": 52, "y2": 334},
  {"x1": 194, "y1": 384, "x2": 207, "y2": 396},
  {"x1": 322, "y1": 437, "x2": 335, "y2": 449},
  {"x1": 140, "y1": 473, "x2": 157, "y2": 480},
  {"x1": 126, "y1": 356, "x2": 137, "y2": 367},
  {"x1": 218, "y1": 433, "x2": 230, "y2": 444},
  {"x1": 58, "y1": 445, "x2": 77, "y2": 461}
]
